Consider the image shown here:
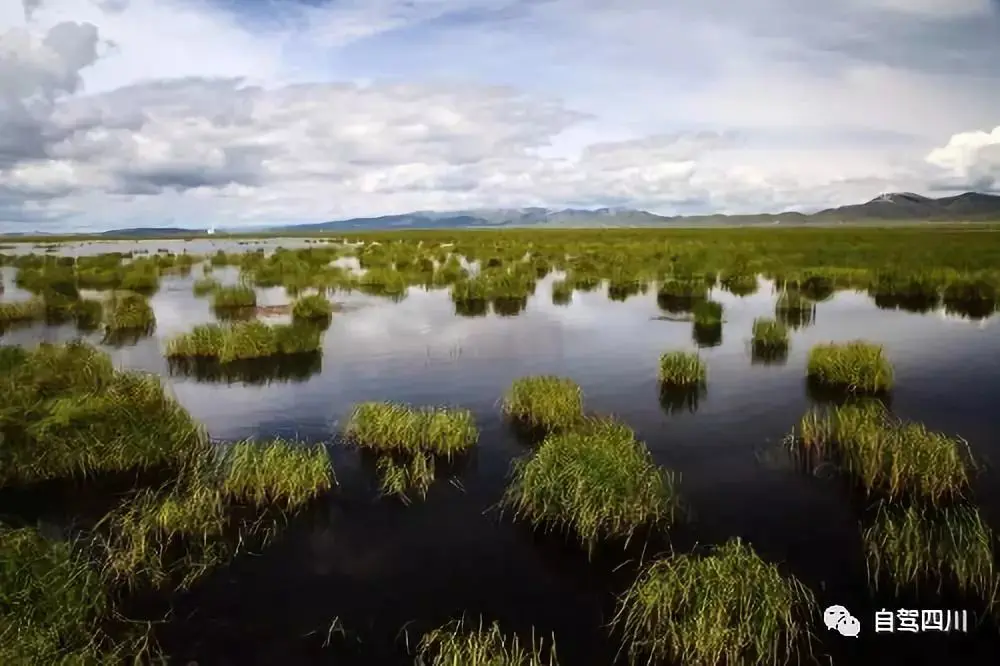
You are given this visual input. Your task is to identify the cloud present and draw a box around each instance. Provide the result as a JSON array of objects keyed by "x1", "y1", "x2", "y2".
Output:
[
  {"x1": 0, "y1": 0, "x2": 998, "y2": 231},
  {"x1": 926, "y1": 126, "x2": 1000, "y2": 192}
]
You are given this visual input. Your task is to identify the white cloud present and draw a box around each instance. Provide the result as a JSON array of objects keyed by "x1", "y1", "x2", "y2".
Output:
[{"x1": 1, "y1": 0, "x2": 998, "y2": 231}]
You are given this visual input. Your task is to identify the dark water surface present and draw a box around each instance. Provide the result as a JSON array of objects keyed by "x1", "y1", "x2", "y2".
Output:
[{"x1": 3, "y1": 258, "x2": 1000, "y2": 665}]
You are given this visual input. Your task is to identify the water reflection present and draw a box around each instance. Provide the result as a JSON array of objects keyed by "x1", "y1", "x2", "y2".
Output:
[
  {"x1": 751, "y1": 345, "x2": 789, "y2": 366},
  {"x1": 692, "y1": 322, "x2": 722, "y2": 348},
  {"x1": 658, "y1": 384, "x2": 704, "y2": 415},
  {"x1": 167, "y1": 352, "x2": 323, "y2": 385}
]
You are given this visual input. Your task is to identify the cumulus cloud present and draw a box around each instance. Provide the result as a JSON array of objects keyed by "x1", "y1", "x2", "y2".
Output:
[
  {"x1": 0, "y1": 0, "x2": 998, "y2": 231},
  {"x1": 926, "y1": 126, "x2": 1000, "y2": 192}
]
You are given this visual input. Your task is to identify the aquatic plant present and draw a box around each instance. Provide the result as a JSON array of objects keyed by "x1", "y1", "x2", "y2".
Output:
[
  {"x1": 344, "y1": 402, "x2": 478, "y2": 458},
  {"x1": 97, "y1": 485, "x2": 229, "y2": 590},
  {"x1": 292, "y1": 293, "x2": 334, "y2": 322},
  {"x1": 691, "y1": 299, "x2": 723, "y2": 327},
  {"x1": 221, "y1": 439, "x2": 335, "y2": 510},
  {"x1": 73, "y1": 298, "x2": 104, "y2": 331},
  {"x1": 551, "y1": 279, "x2": 573, "y2": 306},
  {"x1": 0, "y1": 524, "x2": 153, "y2": 664},
  {"x1": 862, "y1": 502, "x2": 997, "y2": 604},
  {"x1": 501, "y1": 376, "x2": 585, "y2": 433},
  {"x1": 166, "y1": 352, "x2": 323, "y2": 384},
  {"x1": 416, "y1": 617, "x2": 558, "y2": 666},
  {"x1": 104, "y1": 291, "x2": 155, "y2": 334},
  {"x1": 792, "y1": 402, "x2": 971, "y2": 504},
  {"x1": 751, "y1": 318, "x2": 789, "y2": 352},
  {"x1": 656, "y1": 280, "x2": 708, "y2": 314},
  {"x1": 0, "y1": 341, "x2": 208, "y2": 485},
  {"x1": 806, "y1": 340, "x2": 893, "y2": 393},
  {"x1": 212, "y1": 284, "x2": 257, "y2": 309},
  {"x1": 613, "y1": 538, "x2": 815, "y2": 666},
  {"x1": 376, "y1": 452, "x2": 435, "y2": 504},
  {"x1": 192, "y1": 276, "x2": 220, "y2": 297},
  {"x1": 0, "y1": 298, "x2": 44, "y2": 324},
  {"x1": 658, "y1": 351, "x2": 706, "y2": 387},
  {"x1": 502, "y1": 418, "x2": 679, "y2": 555},
  {"x1": 719, "y1": 272, "x2": 758, "y2": 297},
  {"x1": 165, "y1": 320, "x2": 323, "y2": 363}
]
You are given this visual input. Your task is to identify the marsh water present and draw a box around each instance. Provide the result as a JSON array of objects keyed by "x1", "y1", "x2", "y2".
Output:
[{"x1": 2, "y1": 239, "x2": 1000, "y2": 665}]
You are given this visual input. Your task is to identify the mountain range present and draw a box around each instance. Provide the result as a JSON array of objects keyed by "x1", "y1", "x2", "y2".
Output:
[{"x1": 10, "y1": 191, "x2": 997, "y2": 237}]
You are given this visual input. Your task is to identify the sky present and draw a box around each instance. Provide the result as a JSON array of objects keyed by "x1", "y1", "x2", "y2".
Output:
[{"x1": 1, "y1": 0, "x2": 999, "y2": 232}]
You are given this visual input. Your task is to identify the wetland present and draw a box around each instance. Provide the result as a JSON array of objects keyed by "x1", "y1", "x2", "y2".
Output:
[{"x1": 1, "y1": 226, "x2": 999, "y2": 665}]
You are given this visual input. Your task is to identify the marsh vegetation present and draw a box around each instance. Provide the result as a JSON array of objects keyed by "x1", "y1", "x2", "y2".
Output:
[{"x1": 1, "y1": 225, "x2": 998, "y2": 664}]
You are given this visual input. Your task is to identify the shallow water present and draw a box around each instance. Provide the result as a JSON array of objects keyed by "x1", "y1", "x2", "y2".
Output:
[{"x1": 3, "y1": 261, "x2": 1000, "y2": 665}]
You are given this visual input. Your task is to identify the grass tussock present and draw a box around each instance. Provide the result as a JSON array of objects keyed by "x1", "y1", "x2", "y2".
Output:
[
  {"x1": 292, "y1": 293, "x2": 335, "y2": 322},
  {"x1": 807, "y1": 340, "x2": 893, "y2": 393},
  {"x1": 344, "y1": 402, "x2": 478, "y2": 459},
  {"x1": 221, "y1": 439, "x2": 334, "y2": 510},
  {"x1": 0, "y1": 298, "x2": 44, "y2": 323},
  {"x1": 0, "y1": 341, "x2": 208, "y2": 486},
  {"x1": 212, "y1": 284, "x2": 257, "y2": 309},
  {"x1": 97, "y1": 485, "x2": 229, "y2": 590},
  {"x1": 416, "y1": 617, "x2": 559, "y2": 666},
  {"x1": 192, "y1": 277, "x2": 220, "y2": 297},
  {"x1": 862, "y1": 502, "x2": 997, "y2": 603},
  {"x1": 793, "y1": 402, "x2": 972, "y2": 504},
  {"x1": 751, "y1": 318, "x2": 789, "y2": 351},
  {"x1": 104, "y1": 291, "x2": 155, "y2": 333},
  {"x1": 613, "y1": 538, "x2": 815, "y2": 666},
  {"x1": 501, "y1": 376, "x2": 585, "y2": 433},
  {"x1": 502, "y1": 418, "x2": 679, "y2": 556},
  {"x1": 657, "y1": 351, "x2": 706, "y2": 387},
  {"x1": 165, "y1": 320, "x2": 323, "y2": 363},
  {"x1": 691, "y1": 299, "x2": 723, "y2": 327}
]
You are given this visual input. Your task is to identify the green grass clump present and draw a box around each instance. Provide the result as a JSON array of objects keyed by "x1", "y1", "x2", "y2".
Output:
[
  {"x1": 657, "y1": 351, "x2": 706, "y2": 387},
  {"x1": 806, "y1": 340, "x2": 893, "y2": 393},
  {"x1": 692, "y1": 299, "x2": 723, "y2": 327},
  {"x1": 344, "y1": 403, "x2": 478, "y2": 458},
  {"x1": 0, "y1": 524, "x2": 140, "y2": 664},
  {"x1": 212, "y1": 284, "x2": 257, "y2": 309},
  {"x1": 97, "y1": 485, "x2": 229, "y2": 590},
  {"x1": 501, "y1": 376, "x2": 585, "y2": 433},
  {"x1": 862, "y1": 502, "x2": 997, "y2": 603},
  {"x1": 416, "y1": 617, "x2": 558, "y2": 666},
  {"x1": 292, "y1": 293, "x2": 334, "y2": 322},
  {"x1": 73, "y1": 298, "x2": 104, "y2": 331},
  {"x1": 376, "y1": 453, "x2": 435, "y2": 504},
  {"x1": 613, "y1": 538, "x2": 815, "y2": 666},
  {"x1": 751, "y1": 318, "x2": 789, "y2": 351},
  {"x1": 104, "y1": 291, "x2": 155, "y2": 333},
  {"x1": 551, "y1": 279, "x2": 573, "y2": 306},
  {"x1": 793, "y1": 403, "x2": 971, "y2": 503},
  {"x1": 165, "y1": 320, "x2": 323, "y2": 363},
  {"x1": 0, "y1": 341, "x2": 208, "y2": 486},
  {"x1": 221, "y1": 439, "x2": 334, "y2": 510},
  {"x1": 502, "y1": 418, "x2": 679, "y2": 556},
  {"x1": 0, "y1": 298, "x2": 44, "y2": 323},
  {"x1": 192, "y1": 277, "x2": 220, "y2": 297}
]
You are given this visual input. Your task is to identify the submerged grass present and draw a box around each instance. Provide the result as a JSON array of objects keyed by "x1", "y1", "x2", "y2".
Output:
[
  {"x1": 862, "y1": 502, "x2": 997, "y2": 604},
  {"x1": 501, "y1": 376, "x2": 585, "y2": 433},
  {"x1": 165, "y1": 320, "x2": 323, "y2": 363},
  {"x1": 376, "y1": 452, "x2": 436, "y2": 504},
  {"x1": 212, "y1": 284, "x2": 257, "y2": 309},
  {"x1": 807, "y1": 340, "x2": 893, "y2": 393},
  {"x1": 657, "y1": 351, "x2": 706, "y2": 387},
  {"x1": 416, "y1": 617, "x2": 559, "y2": 666},
  {"x1": 221, "y1": 439, "x2": 334, "y2": 510},
  {"x1": 502, "y1": 418, "x2": 679, "y2": 556},
  {"x1": 793, "y1": 402, "x2": 972, "y2": 504},
  {"x1": 613, "y1": 538, "x2": 816, "y2": 666},
  {"x1": 344, "y1": 402, "x2": 478, "y2": 458}
]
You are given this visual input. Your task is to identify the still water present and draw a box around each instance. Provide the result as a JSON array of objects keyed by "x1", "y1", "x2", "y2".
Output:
[{"x1": 2, "y1": 247, "x2": 999, "y2": 665}]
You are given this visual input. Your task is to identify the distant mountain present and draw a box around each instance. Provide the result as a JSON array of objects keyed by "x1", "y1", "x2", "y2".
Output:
[{"x1": 10, "y1": 192, "x2": 997, "y2": 238}]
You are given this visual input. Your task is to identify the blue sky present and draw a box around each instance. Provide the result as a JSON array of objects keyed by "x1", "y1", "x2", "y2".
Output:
[{"x1": 1, "y1": 0, "x2": 999, "y2": 231}]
